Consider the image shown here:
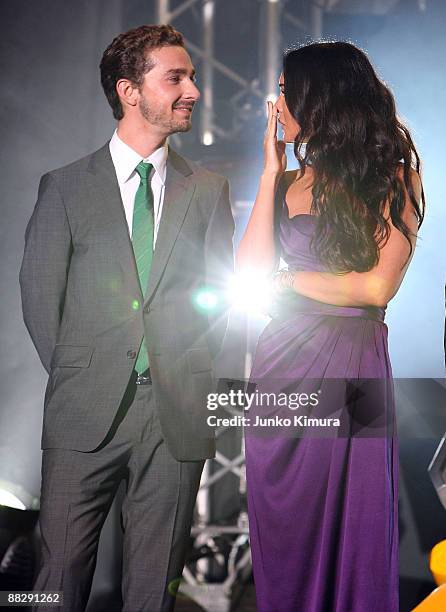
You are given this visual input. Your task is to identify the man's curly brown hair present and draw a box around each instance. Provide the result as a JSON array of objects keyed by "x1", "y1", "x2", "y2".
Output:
[{"x1": 100, "y1": 24, "x2": 185, "y2": 120}]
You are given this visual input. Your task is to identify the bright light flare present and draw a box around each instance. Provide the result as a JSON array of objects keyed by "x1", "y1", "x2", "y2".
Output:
[
  {"x1": 0, "y1": 490, "x2": 26, "y2": 510},
  {"x1": 202, "y1": 130, "x2": 214, "y2": 146},
  {"x1": 193, "y1": 288, "x2": 219, "y2": 312},
  {"x1": 0, "y1": 480, "x2": 40, "y2": 510},
  {"x1": 226, "y1": 269, "x2": 273, "y2": 315}
]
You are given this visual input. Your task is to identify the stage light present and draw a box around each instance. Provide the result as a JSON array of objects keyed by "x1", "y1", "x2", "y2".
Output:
[
  {"x1": 0, "y1": 482, "x2": 40, "y2": 593},
  {"x1": 226, "y1": 269, "x2": 273, "y2": 316},
  {"x1": 0, "y1": 480, "x2": 39, "y2": 511},
  {"x1": 0, "y1": 491, "x2": 26, "y2": 511},
  {"x1": 202, "y1": 130, "x2": 214, "y2": 146}
]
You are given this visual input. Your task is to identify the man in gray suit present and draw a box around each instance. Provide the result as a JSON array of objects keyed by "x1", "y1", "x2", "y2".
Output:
[{"x1": 19, "y1": 24, "x2": 234, "y2": 612}]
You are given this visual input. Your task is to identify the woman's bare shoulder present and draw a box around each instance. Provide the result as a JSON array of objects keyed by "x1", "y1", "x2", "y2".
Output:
[{"x1": 395, "y1": 163, "x2": 422, "y2": 202}]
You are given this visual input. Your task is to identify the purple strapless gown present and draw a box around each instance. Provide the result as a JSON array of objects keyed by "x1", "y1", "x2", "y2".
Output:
[{"x1": 244, "y1": 210, "x2": 398, "y2": 612}]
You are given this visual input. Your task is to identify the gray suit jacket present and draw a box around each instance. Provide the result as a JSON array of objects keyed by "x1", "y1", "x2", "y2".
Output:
[{"x1": 19, "y1": 142, "x2": 234, "y2": 461}]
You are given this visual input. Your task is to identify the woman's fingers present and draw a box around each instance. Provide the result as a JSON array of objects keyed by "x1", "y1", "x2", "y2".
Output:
[
  {"x1": 263, "y1": 102, "x2": 286, "y2": 173},
  {"x1": 266, "y1": 101, "x2": 277, "y2": 140},
  {"x1": 266, "y1": 101, "x2": 272, "y2": 132},
  {"x1": 271, "y1": 105, "x2": 278, "y2": 139},
  {"x1": 264, "y1": 102, "x2": 272, "y2": 145}
]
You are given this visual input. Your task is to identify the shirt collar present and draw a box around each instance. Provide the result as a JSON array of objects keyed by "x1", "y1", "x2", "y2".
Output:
[{"x1": 109, "y1": 128, "x2": 168, "y2": 186}]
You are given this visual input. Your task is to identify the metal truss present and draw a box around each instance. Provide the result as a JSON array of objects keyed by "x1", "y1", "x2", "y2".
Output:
[
  {"x1": 179, "y1": 398, "x2": 250, "y2": 612},
  {"x1": 156, "y1": 0, "x2": 326, "y2": 148},
  {"x1": 156, "y1": 0, "x2": 418, "y2": 149}
]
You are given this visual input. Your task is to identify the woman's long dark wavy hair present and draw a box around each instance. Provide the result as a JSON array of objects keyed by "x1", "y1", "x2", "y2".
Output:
[{"x1": 283, "y1": 41, "x2": 425, "y2": 273}]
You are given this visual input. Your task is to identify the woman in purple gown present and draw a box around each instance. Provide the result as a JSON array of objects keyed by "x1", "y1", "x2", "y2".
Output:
[{"x1": 237, "y1": 42, "x2": 425, "y2": 612}]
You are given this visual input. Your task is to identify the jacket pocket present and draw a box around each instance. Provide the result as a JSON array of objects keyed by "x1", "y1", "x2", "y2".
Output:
[{"x1": 51, "y1": 344, "x2": 94, "y2": 368}]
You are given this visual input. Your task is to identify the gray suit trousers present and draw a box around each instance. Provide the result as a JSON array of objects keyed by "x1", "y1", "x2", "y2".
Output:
[{"x1": 32, "y1": 375, "x2": 204, "y2": 612}]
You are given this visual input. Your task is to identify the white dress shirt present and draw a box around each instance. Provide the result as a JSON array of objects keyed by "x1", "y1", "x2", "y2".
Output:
[{"x1": 109, "y1": 129, "x2": 168, "y2": 246}]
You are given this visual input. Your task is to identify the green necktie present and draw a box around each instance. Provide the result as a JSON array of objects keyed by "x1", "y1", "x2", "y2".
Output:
[{"x1": 132, "y1": 161, "x2": 154, "y2": 374}]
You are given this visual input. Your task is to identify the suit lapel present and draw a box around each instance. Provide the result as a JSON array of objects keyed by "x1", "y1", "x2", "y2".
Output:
[
  {"x1": 144, "y1": 146, "x2": 196, "y2": 305},
  {"x1": 86, "y1": 143, "x2": 143, "y2": 303}
]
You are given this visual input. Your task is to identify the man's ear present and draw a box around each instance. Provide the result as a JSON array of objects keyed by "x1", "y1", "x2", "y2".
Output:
[{"x1": 116, "y1": 79, "x2": 139, "y2": 112}]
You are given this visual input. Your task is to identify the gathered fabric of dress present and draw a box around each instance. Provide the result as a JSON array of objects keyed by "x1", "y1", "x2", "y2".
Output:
[{"x1": 244, "y1": 195, "x2": 398, "y2": 612}]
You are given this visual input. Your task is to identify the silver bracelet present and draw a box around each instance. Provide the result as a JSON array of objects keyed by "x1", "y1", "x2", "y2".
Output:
[{"x1": 273, "y1": 269, "x2": 296, "y2": 292}]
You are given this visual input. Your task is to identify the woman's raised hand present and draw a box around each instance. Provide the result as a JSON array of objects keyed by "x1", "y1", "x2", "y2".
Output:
[{"x1": 263, "y1": 100, "x2": 287, "y2": 177}]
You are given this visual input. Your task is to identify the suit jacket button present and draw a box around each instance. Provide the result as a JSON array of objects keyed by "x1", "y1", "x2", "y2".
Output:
[
  {"x1": 127, "y1": 350, "x2": 136, "y2": 359},
  {"x1": 144, "y1": 305, "x2": 150, "y2": 313}
]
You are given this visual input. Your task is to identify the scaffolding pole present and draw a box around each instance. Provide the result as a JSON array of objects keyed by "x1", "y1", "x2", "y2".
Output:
[
  {"x1": 155, "y1": 0, "x2": 169, "y2": 24},
  {"x1": 262, "y1": 0, "x2": 283, "y2": 102},
  {"x1": 200, "y1": 0, "x2": 215, "y2": 145}
]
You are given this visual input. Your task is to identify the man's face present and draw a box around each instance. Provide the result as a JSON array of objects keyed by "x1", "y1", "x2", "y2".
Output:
[{"x1": 137, "y1": 45, "x2": 200, "y2": 135}]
